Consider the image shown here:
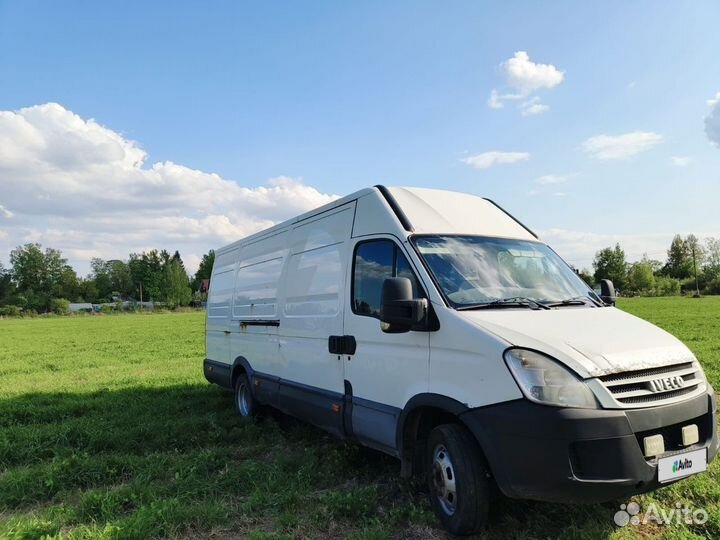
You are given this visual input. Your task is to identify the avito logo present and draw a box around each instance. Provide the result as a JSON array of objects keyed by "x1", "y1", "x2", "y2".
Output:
[{"x1": 672, "y1": 458, "x2": 693, "y2": 473}]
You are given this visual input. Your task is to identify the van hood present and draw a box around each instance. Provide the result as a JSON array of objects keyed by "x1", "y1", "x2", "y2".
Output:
[{"x1": 459, "y1": 307, "x2": 696, "y2": 378}]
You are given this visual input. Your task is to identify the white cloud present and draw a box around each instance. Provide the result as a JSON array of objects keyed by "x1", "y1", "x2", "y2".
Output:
[
  {"x1": 706, "y1": 92, "x2": 720, "y2": 146},
  {"x1": 503, "y1": 51, "x2": 564, "y2": 93},
  {"x1": 521, "y1": 103, "x2": 549, "y2": 116},
  {"x1": 670, "y1": 156, "x2": 692, "y2": 166},
  {"x1": 487, "y1": 89, "x2": 524, "y2": 109},
  {"x1": 487, "y1": 89, "x2": 503, "y2": 109},
  {"x1": 536, "y1": 174, "x2": 570, "y2": 185},
  {"x1": 488, "y1": 51, "x2": 564, "y2": 113},
  {"x1": 582, "y1": 131, "x2": 663, "y2": 160},
  {"x1": 520, "y1": 97, "x2": 549, "y2": 116},
  {"x1": 461, "y1": 151, "x2": 530, "y2": 169},
  {"x1": 0, "y1": 103, "x2": 338, "y2": 274},
  {"x1": 183, "y1": 253, "x2": 202, "y2": 275}
]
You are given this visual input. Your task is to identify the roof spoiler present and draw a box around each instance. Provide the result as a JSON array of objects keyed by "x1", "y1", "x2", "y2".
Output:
[
  {"x1": 375, "y1": 185, "x2": 414, "y2": 232},
  {"x1": 483, "y1": 198, "x2": 539, "y2": 239}
]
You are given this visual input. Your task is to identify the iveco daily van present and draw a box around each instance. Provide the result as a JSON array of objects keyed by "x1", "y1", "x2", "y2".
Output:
[{"x1": 204, "y1": 186, "x2": 718, "y2": 535}]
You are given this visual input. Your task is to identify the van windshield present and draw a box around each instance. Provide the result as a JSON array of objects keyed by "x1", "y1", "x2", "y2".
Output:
[{"x1": 413, "y1": 235, "x2": 599, "y2": 308}]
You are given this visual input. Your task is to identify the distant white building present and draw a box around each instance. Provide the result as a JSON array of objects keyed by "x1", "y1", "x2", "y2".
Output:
[{"x1": 68, "y1": 303, "x2": 93, "y2": 313}]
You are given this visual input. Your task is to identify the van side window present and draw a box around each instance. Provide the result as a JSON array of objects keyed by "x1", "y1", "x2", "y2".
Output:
[{"x1": 353, "y1": 240, "x2": 422, "y2": 318}]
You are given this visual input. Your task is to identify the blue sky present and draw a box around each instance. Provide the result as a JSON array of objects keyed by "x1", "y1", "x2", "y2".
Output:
[{"x1": 1, "y1": 1, "x2": 719, "y2": 273}]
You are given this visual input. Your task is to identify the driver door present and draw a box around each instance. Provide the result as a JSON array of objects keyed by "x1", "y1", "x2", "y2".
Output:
[{"x1": 342, "y1": 237, "x2": 430, "y2": 453}]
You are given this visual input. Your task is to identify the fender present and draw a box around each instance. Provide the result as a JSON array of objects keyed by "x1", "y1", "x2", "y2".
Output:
[
  {"x1": 204, "y1": 356, "x2": 254, "y2": 390},
  {"x1": 231, "y1": 356, "x2": 254, "y2": 384},
  {"x1": 233, "y1": 357, "x2": 285, "y2": 407},
  {"x1": 396, "y1": 393, "x2": 470, "y2": 456}
]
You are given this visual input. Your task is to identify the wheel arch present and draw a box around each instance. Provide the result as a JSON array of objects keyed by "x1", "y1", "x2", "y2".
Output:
[
  {"x1": 231, "y1": 356, "x2": 253, "y2": 388},
  {"x1": 397, "y1": 393, "x2": 474, "y2": 476}
]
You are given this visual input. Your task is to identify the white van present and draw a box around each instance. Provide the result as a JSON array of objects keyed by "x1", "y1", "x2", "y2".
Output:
[{"x1": 204, "y1": 186, "x2": 718, "y2": 535}]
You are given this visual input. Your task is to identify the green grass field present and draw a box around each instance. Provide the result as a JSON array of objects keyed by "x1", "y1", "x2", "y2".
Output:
[{"x1": 0, "y1": 297, "x2": 719, "y2": 540}]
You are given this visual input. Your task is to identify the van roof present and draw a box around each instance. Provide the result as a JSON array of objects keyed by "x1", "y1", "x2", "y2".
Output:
[
  {"x1": 215, "y1": 185, "x2": 537, "y2": 254},
  {"x1": 384, "y1": 186, "x2": 537, "y2": 239}
]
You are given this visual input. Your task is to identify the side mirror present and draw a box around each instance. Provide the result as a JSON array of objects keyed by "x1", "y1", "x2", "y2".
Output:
[
  {"x1": 600, "y1": 279, "x2": 616, "y2": 306},
  {"x1": 381, "y1": 277, "x2": 427, "y2": 333}
]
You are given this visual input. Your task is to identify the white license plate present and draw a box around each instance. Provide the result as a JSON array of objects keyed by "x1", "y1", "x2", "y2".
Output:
[{"x1": 658, "y1": 448, "x2": 707, "y2": 483}]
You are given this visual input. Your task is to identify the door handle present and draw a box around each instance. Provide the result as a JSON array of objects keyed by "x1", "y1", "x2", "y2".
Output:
[
  {"x1": 344, "y1": 335, "x2": 357, "y2": 355},
  {"x1": 328, "y1": 335, "x2": 357, "y2": 355}
]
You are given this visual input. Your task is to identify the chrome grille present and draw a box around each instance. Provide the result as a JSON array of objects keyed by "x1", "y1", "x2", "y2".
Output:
[{"x1": 598, "y1": 361, "x2": 705, "y2": 407}]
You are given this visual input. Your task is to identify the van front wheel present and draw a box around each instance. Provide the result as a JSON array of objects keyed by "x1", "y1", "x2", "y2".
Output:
[
  {"x1": 234, "y1": 373, "x2": 257, "y2": 417},
  {"x1": 427, "y1": 424, "x2": 489, "y2": 535}
]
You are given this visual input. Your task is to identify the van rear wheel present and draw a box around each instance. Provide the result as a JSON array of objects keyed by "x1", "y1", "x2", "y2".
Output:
[
  {"x1": 427, "y1": 424, "x2": 489, "y2": 535},
  {"x1": 234, "y1": 373, "x2": 257, "y2": 417}
]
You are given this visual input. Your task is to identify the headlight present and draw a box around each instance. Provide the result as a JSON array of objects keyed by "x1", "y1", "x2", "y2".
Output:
[{"x1": 504, "y1": 348, "x2": 598, "y2": 409}]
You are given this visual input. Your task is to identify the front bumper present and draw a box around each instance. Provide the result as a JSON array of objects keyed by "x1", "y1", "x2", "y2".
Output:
[{"x1": 460, "y1": 387, "x2": 719, "y2": 503}]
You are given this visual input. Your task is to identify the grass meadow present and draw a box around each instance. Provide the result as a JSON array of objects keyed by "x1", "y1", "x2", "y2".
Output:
[{"x1": 0, "y1": 297, "x2": 719, "y2": 539}]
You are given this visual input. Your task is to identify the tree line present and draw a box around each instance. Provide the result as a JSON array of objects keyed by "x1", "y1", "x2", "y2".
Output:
[
  {"x1": 0, "y1": 243, "x2": 215, "y2": 314},
  {"x1": 2, "y1": 232, "x2": 717, "y2": 314},
  {"x1": 589, "y1": 234, "x2": 720, "y2": 296}
]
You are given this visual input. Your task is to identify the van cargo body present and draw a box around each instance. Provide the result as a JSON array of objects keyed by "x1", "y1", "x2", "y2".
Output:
[{"x1": 204, "y1": 186, "x2": 718, "y2": 535}]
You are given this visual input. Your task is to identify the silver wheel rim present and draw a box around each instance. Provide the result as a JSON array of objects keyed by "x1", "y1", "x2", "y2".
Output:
[
  {"x1": 432, "y1": 444, "x2": 457, "y2": 516},
  {"x1": 237, "y1": 381, "x2": 251, "y2": 416}
]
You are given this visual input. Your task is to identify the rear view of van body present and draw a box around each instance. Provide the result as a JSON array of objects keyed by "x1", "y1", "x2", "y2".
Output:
[{"x1": 204, "y1": 186, "x2": 718, "y2": 535}]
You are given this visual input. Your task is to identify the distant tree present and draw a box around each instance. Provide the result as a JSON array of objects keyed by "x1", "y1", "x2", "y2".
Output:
[
  {"x1": 128, "y1": 250, "x2": 164, "y2": 301},
  {"x1": 577, "y1": 268, "x2": 595, "y2": 287},
  {"x1": 109, "y1": 260, "x2": 133, "y2": 297},
  {"x1": 90, "y1": 258, "x2": 135, "y2": 300},
  {"x1": 0, "y1": 263, "x2": 15, "y2": 305},
  {"x1": 90, "y1": 258, "x2": 113, "y2": 300},
  {"x1": 685, "y1": 234, "x2": 704, "y2": 261},
  {"x1": 171, "y1": 250, "x2": 185, "y2": 271},
  {"x1": 160, "y1": 252, "x2": 190, "y2": 301},
  {"x1": 663, "y1": 234, "x2": 693, "y2": 279},
  {"x1": 163, "y1": 259, "x2": 192, "y2": 307},
  {"x1": 638, "y1": 254, "x2": 664, "y2": 276},
  {"x1": 192, "y1": 250, "x2": 215, "y2": 291},
  {"x1": 55, "y1": 266, "x2": 81, "y2": 301},
  {"x1": 703, "y1": 237, "x2": 720, "y2": 282},
  {"x1": 51, "y1": 298, "x2": 71, "y2": 315},
  {"x1": 593, "y1": 244, "x2": 628, "y2": 290},
  {"x1": 11, "y1": 244, "x2": 48, "y2": 292},
  {"x1": 686, "y1": 235, "x2": 704, "y2": 291},
  {"x1": 10, "y1": 244, "x2": 72, "y2": 311},
  {"x1": 78, "y1": 278, "x2": 99, "y2": 303},
  {"x1": 128, "y1": 253, "x2": 147, "y2": 299},
  {"x1": 627, "y1": 261, "x2": 655, "y2": 292},
  {"x1": 146, "y1": 250, "x2": 165, "y2": 300}
]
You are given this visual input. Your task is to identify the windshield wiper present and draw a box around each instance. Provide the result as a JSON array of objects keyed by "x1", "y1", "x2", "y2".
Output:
[
  {"x1": 457, "y1": 297, "x2": 551, "y2": 311},
  {"x1": 546, "y1": 295, "x2": 602, "y2": 308}
]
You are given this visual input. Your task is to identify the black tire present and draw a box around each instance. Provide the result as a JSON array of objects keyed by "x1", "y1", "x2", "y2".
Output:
[
  {"x1": 427, "y1": 424, "x2": 489, "y2": 535},
  {"x1": 233, "y1": 373, "x2": 257, "y2": 417}
]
